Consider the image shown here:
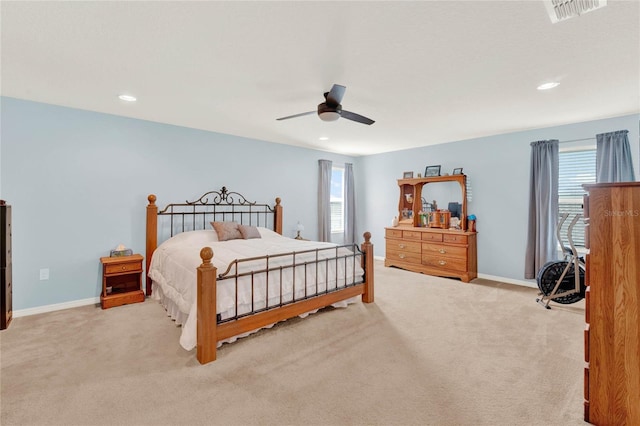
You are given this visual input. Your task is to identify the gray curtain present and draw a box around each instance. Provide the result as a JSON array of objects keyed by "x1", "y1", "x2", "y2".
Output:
[
  {"x1": 344, "y1": 163, "x2": 356, "y2": 245},
  {"x1": 318, "y1": 159, "x2": 332, "y2": 242},
  {"x1": 525, "y1": 140, "x2": 559, "y2": 279},
  {"x1": 596, "y1": 130, "x2": 636, "y2": 183}
]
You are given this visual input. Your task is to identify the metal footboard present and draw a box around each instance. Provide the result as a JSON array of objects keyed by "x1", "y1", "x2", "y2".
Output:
[{"x1": 217, "y1": 244, "x2": 366, "y2": 323}]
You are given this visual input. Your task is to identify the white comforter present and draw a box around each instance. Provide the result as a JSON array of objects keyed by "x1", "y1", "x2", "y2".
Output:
[{"x1": 149, "y1": 228, "x2": 364, "y2": 350}]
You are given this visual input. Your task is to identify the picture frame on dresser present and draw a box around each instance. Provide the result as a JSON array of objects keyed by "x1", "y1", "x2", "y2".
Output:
[
  {"x1": 425, "y1": 165, "x2": 441, "y2": 177},
  {"x1": 403, "y1": 171, "x2": 414, "y2": 179}
]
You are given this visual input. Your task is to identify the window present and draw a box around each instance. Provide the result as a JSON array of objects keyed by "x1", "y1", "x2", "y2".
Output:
[
  {"x1": 330, "y1": 166, "x2": 344, "y2": 233},
  {"x1": 558, "y1": 148, "x2": 596, "y2": 247}
]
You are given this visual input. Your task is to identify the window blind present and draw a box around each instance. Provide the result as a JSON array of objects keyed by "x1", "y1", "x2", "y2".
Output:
[{"x1": 558, "y1": 149, "x2": 596, "y2": 247}]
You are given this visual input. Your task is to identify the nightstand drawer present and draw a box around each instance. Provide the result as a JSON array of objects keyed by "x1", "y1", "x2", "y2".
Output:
[{"x1": 105, "y1": 262, "x2": 142, "y2": 275}]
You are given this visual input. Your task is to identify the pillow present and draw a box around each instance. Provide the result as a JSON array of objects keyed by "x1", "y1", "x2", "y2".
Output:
[
  {"x1": 238, "y1": 224, "x2": 261, "y2": 240},
  {"x1": 257, "y1": 227, "x2": 283, "y2": 239},
  {"x1": 211, "y1": 221, "x2": 242, "y2": 241}
]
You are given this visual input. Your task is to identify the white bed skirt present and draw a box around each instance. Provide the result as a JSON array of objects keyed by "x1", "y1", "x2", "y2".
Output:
[{"x1": 151, "y1": 281, "x2": 358, "y2": 351}]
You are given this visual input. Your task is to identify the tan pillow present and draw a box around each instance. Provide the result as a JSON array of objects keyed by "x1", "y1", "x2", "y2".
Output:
[
  {"x1": 238, "y1": 224, "x2": 261, "y2": 239},
  {"x1": 211, "y1": 221, "x2": 242, "y2": 241}
]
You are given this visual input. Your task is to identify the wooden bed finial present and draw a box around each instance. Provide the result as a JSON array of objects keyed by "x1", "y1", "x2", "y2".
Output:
[
  {"x1": 275, "y1": 197, "x2": 281, "y2": 205},
  {"x1": 363, "y1": 231, "x2": 371, "y2": 243},
  {"x1": 200, "y1": 247, "x2": 214, "y2": 265},
  {"x1": 147, "y1": 194, "x2": 157, "y2": 205}
]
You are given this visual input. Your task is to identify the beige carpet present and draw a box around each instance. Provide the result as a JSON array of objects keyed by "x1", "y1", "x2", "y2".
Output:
[{"x1": 0, "y1": 261, "x2": 586, "y2": 426}]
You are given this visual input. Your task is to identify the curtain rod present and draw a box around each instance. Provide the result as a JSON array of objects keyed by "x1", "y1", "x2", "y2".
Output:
[{"x1": 558, "y1": 137, "x2": 596, "y2": 144}]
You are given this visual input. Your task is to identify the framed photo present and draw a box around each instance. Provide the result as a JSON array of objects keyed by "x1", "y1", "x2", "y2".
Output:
[
  {"x1": 453, "y1": 167, "x2": 463, "y2": 175},
  {"x1": 403, "y1": 171, "x2": 414, "y2": 179},
  {"x1": 425, "y1": 165, "x2": 441, "y2": 177}
]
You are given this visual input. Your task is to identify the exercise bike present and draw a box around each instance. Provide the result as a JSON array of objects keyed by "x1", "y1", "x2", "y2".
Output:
[{"x1": 535, "y1": 213, "x2": 586, "y2": 309}]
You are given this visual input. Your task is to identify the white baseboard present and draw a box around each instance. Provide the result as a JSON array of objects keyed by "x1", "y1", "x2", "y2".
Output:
[
  {"x1": 379, "y1": 257, "x2": 537, "y2": 289},
  {"x1": 13, "y1": 297, "x2": 100, "y2": 318},
  {"x1": 13, "y1": 272, "x2": 534, "y2": 317},
  {"x1": 477, "y1": 273, "x2": 538, "y2": 289}
]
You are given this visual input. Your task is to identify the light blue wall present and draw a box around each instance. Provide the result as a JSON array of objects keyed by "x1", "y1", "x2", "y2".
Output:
[
  {"x1": 357, "y1": 114, "x2": 640, "y2": 283},
  {"x1": 1, "y1": 96, "x2": 638, "y2": 310},
  {"x1": 0, "y1": 97, "x2": 354, "y2": 310}
]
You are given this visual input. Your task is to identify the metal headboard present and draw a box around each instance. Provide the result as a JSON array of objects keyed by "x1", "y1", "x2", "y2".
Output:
[
  {"x1": 157, "y1": 186, "x2": 277, "y2": 238},
  {"x1": 145, "y1": 186, "x2": 283, "y2": 295}
]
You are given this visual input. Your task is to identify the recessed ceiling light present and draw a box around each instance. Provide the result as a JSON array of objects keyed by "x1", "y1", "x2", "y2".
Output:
[
  {"x1": 118, "y1": 94, "x2": 137, "y2": 102},
  {"x1": 537, "y1": 82, "x2": 560, "y2": 91},
  {"x1": 319, "y1": 136, "x2": 329, "y2": 141}
]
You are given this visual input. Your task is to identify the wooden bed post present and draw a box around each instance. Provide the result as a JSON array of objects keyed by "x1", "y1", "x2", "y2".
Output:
[
  {"x1": 274, "y1": 197, "x2": 283, "y2": 235},
  {"x1": 197, "y1": 247, "x2": 217, "y2": 364},
  {"x1": 361, "y1": 232, "x2": 374, "y2": 303},
  {"x1": 146, "y1": 194, "x2": 158, "y2": 296}
]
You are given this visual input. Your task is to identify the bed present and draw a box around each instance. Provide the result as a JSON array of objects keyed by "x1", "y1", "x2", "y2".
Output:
[{"x1": 145, "y1": 187, "x2": 374, "y2": 364}]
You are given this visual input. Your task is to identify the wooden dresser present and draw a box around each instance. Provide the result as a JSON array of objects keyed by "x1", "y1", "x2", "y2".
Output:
[
  {"x1": 583, "y1": 182, "x2": 640, "y2": 425},
  {"x1": 385, "y1": 174, "x2": 477, "y2": 282},
  {"x1": 385, "y1": 227, "x2": 477, "y2": 282}
]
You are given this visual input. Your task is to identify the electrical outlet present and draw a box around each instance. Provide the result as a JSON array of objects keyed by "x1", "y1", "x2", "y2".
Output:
[{"x1": 39, "y1": 268, "x2": 49, "y2": 280}]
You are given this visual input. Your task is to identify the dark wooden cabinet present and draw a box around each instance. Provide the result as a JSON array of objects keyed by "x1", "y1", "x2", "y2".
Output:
[
  {"x1": 1, "y1": 202, "x2": 12, "y2": 329},
  {"x1": 582, "y1": 182, "x2": 640, "y2": 425}
]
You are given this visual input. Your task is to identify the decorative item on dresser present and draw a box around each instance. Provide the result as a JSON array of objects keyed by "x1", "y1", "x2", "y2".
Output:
[
  {"x1": 386, "y1": 174, "x2": 477, "y2": 282},
  {"x1": 1, "y1": 200, "x2": 12, "y2": 330},
  {"x1": 582, "y1": 182, "x2": 640, "y2": 425},
  {"x1": 146, "y1": 186, "x2": 375, "y2": 364}
]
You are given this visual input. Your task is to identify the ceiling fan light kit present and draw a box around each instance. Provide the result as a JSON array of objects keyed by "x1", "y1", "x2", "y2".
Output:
[
  {"x1": 277, "y1": 84, "x2": 375, "y2": 125},
  {"x1": 544, "y1": 0, "x2": 607, "y2": 23},
  {"x1": 318, "y1": 103, "x2": 341, "y2": 122}
]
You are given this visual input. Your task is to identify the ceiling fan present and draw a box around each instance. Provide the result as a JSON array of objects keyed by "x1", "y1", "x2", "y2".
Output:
[{"x1": 276, "y1": 84, "x2": 375, "y2": 125}]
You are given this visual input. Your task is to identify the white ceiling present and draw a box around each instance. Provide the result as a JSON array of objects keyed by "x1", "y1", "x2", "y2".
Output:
[{"x1": 1, "y1": 1, "x2": 639, "y2": 156}]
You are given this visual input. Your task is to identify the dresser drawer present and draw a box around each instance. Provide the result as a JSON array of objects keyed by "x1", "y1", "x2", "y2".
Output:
[
  {"x1": 386, "y1": 238, "x2": 421, "y2": 253},
  {"x1": 403, "y1": 230, "x2": 422, "y2": 240},
  {"x1": 422, "y1": 255, "x2": 467, "y2": 272},
  {"x1": 421, "y1": 232, "x2": 443, "y2": 242},
  {"x1": 386, "y1": 248, "x2": 422, "y2": 264},
  {"x1": 386, "y1": 229, "x2": 403, "y2": 238},
  {"x1": 422, "y1": 243, "x2": 467, "y2": 259},
  {"x1": 443, "y1": 233, "x2": 468, "y2": 244},
  {"x1": 105, "y1": 261, "x2": 142, "y2": 275}
]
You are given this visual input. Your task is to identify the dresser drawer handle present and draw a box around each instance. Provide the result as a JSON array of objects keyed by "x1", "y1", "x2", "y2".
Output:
[
  {"x1": 398, "y1": 244, "x2": 405, "y2": 249},
  {"x1": 398, "y1": 254, "x2": 406, "y2": 259},
  {"x1": 439, "y1": 260, "x2": 447, "y2": 266},
  {"x1": 122, "y1": 266, "x2": 126, "y2": 270},
  {"x1": 439, "y1": 249, "x2": 446, "y2": 254}
]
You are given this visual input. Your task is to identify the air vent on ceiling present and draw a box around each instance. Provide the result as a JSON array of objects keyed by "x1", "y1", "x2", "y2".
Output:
[{"x1": 544, "y1": 0, "x2": 607, "y2": 23}]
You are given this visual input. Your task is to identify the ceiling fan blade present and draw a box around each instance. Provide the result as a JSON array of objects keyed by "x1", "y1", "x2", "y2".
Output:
[
  {"x1": 276, "y1": 111, "x2": 316, "y2": 121},
  {"x1": 325, "y1": 84, "x2": 346, "y2": 106},
  {"x1": 341, "y1": 110, "x2": 375, "y2": 125}
]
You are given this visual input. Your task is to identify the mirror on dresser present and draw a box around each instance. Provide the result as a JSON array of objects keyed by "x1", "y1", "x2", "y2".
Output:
[
  {"x1": 420, "y1": 179, "x2": 464, "y2": 219},
  {"x1": 397, "y1": 174, "x2": 468, "y2": 230}
]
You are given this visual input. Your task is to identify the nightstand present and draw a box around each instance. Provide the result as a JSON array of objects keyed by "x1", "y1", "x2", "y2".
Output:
[{"x1": 100, "y1": 254, "x2": 145, "y2": 309}]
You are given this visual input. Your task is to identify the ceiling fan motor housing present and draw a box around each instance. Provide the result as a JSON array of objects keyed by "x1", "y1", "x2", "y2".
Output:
[{"x1": 317, "y1": 102, "x2": 342, "y2": 121}]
